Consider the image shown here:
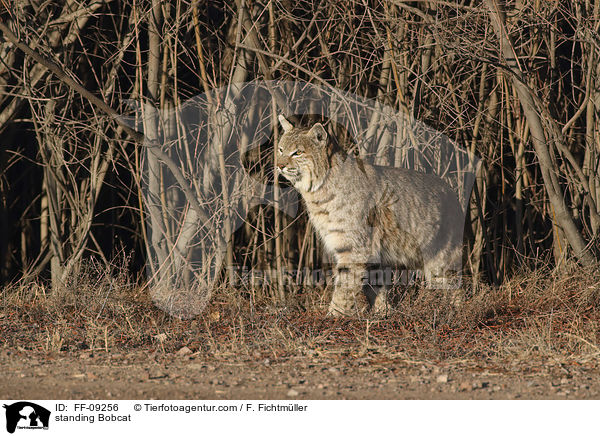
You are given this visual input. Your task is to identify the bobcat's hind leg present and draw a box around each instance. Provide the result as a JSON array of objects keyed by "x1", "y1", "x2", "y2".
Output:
[
  {"x1": 372, "y1": 288, "x2": 390, "y2": 317},
  {"x1": 424, "y1": 262, "x2": 464, "y2": 310}
]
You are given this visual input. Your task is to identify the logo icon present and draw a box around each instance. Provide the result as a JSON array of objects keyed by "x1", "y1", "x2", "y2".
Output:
[{"x1": 3, "y1": 402, "x2": 50, "y2": 434}]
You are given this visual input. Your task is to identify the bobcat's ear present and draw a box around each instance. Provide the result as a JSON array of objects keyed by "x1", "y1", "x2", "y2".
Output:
[
  {"x1": 278, "y1": 115, "x2": 293, "y2": 133},
  {"x1": 308, "y1": 123, "x2": 327, "y2": 144}
]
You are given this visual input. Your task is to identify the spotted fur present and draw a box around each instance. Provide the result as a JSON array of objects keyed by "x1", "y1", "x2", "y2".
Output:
[{"x1": 277, "y1": 116, "x2": 463, "y2": 316}]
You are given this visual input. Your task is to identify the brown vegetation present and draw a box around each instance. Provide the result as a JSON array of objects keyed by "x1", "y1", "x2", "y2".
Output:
[
  {"x1": 0, "y1": 1, "x2": 599, "y2": 398},
  {"x1": 0, "y1": 0, "x2": 598, "y2": 290},
  {"x1": 2, "y1": 260, "x2": 600, "y2": 365}
]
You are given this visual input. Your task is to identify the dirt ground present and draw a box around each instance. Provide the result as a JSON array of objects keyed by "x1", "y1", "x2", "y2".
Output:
[
  {"x1": 2, "y1": 346, "x2": 600, "y2": 400},
  {"x1": 3, "y1": 267, "x2": 600, "y2": 400}
]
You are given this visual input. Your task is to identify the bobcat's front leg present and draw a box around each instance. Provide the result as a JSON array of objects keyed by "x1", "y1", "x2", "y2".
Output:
[{"x1": 327, "y1": 263, "x2": 369, "y2": 317}]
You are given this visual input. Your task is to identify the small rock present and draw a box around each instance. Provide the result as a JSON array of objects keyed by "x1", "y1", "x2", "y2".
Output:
[
  {"x1": 287, "y1": 389, "x2": 299, "y2": 397},
  {"x1": 436, "y1": 374, "x2": 449, "y2": 383},
  {"x1": 328, "y1": 367, "x2": 340, "y2": 374},
  {"x1": 148, "y1": 369, "x2": 168, "y2": 380},
  {"x1": 176, "y1": 346, "x2": 193, "y2": 356}
]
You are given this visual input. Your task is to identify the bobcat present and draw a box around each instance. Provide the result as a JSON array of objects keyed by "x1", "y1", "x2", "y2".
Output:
[{"x1": 276, "y1": 115, "x2": 463, "y2": 317}]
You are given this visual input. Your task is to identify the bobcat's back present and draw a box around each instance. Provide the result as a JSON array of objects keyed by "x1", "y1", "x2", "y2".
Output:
[{"x1": 301, "y1": 157, "x2": 462, "y2": 272}]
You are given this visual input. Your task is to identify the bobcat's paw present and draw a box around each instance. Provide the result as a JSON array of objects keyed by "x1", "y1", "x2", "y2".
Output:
[
  {"x1": 326, "y1": 303, "x2": 353, "y2": 318},
  {"x1": 370, "y1": 289, "x2": 390, "y2": 318},
  {"x1": 326, "y1": 297, "x2": 368, "y2": 318}
]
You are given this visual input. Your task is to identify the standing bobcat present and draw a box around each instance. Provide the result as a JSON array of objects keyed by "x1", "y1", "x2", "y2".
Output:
[{"x1": 276, "y1": 115, "x2": 463, "y2": 316}]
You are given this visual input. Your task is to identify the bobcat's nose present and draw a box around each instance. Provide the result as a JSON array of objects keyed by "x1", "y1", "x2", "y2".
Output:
[{"x1": 277, "y1": 162, "x2": 286, "y2": 170}]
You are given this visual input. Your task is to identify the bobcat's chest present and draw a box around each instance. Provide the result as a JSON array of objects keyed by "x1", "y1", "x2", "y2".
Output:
[{"x1": 303, "y1": 191, "x2": 361, "y2": 257}]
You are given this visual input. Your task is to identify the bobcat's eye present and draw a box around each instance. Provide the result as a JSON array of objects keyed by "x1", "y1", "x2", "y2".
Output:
[
  {"x1": 290, "y1": 150, "x2": 303, "y2": 157},
  {"x1": 278, "y1": 147, "x2": 283, "y2": 155}
]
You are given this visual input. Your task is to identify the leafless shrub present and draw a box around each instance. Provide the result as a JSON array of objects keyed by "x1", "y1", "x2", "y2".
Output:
[{"x1": 0, "y1": 0, "x2": 597, "y2": 319}]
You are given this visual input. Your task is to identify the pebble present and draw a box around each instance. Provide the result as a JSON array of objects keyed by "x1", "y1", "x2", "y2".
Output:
[
  {"x1": 176, "y1": 346, "x2": 193, "y2": 356},
  {"x1": 436, "y1": 374, "x2": 449, "y2": 383},
  {"x1": 287, "y1": 389, "x2": 299, "y2": 397},
  {"x1": 470, "y1": 381, "x2": 490, "y2": 389}
]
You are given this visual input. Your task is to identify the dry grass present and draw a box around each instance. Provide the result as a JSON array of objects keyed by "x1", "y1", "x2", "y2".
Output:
[{"x1": 1, "y1": 261, "x2": 600, "y2": 369}]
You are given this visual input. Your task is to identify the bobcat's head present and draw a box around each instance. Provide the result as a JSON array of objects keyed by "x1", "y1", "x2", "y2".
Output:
[{"x1": 276, "y1": 115, "x2": 332, "y2": 192}]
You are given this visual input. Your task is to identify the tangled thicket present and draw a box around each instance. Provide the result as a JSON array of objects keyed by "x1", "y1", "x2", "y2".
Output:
[{"x1": 0, "y1": 0, "x2": 598, "y2": 304}]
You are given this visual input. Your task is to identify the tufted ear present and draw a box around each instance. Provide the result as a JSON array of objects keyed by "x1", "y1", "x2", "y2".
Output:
[
  {"x1": 308, "y1": 123, "x2": 327, "y2": 144},
  {"x1": 278, "y1": 115, "x2": 293, "y2": 133}
]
